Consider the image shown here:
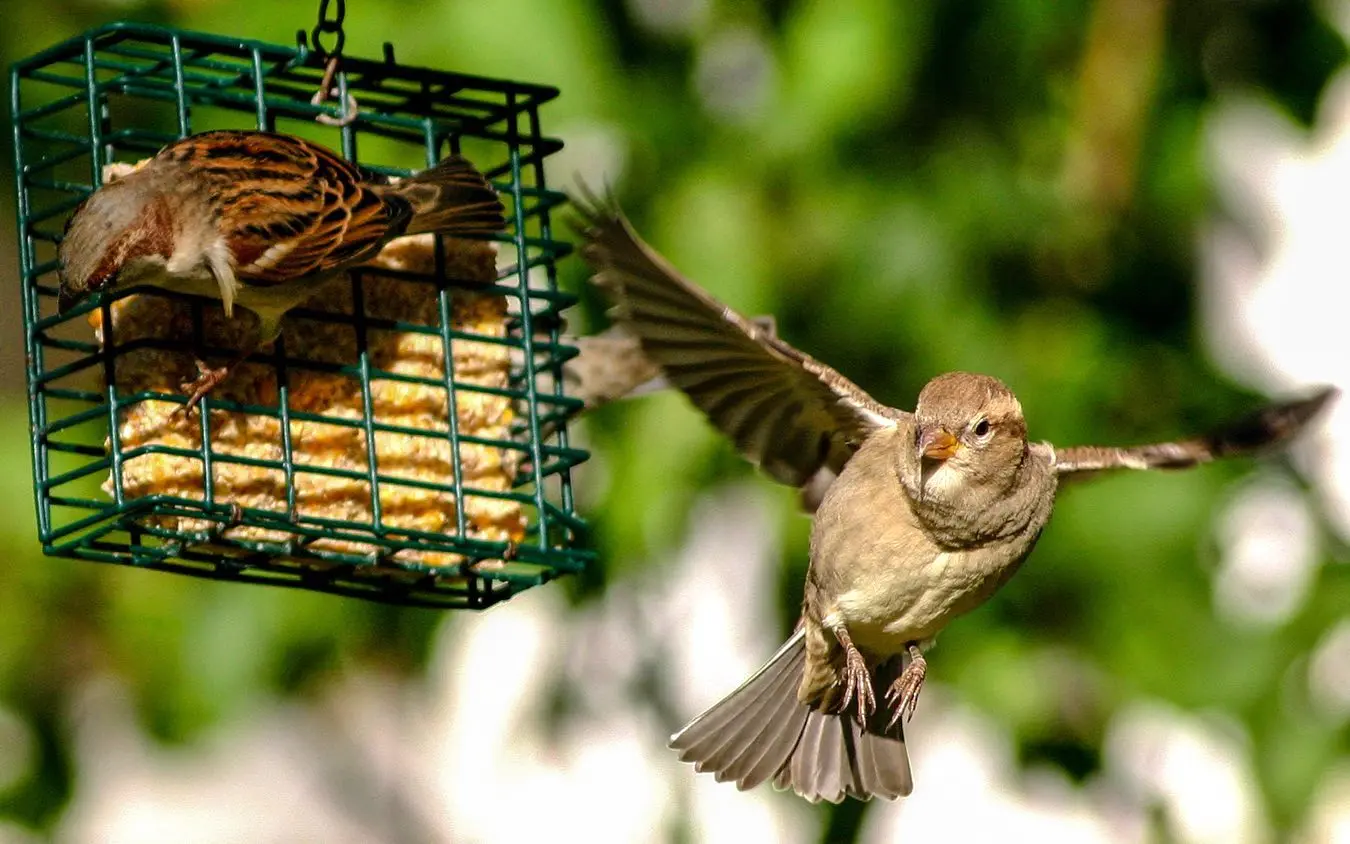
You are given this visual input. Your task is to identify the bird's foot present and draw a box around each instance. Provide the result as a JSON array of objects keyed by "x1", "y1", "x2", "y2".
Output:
[
  {"x1": 176, "y1": 359, "x2": 233, "y2": 418},
  {"x1": 837, "y1": 642, "x2": 875, "y2": 724},
  {"x1": 210, "y1": 502, "x2": 245, "y2": 538},
  {"x1": 886, "y1": 645, "x2": 927, "y2": 728}
]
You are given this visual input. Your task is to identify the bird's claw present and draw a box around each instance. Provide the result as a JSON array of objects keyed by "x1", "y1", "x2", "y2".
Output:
[
  {"x1": 175, "y1": 359, "x2": 231, "y2": 418},
  {"x1": 838, "y1": 646, "x2": 875, "y2": 724},
  {"x1": 886, "y1": 652, "x2": 927, "y2": 728}
]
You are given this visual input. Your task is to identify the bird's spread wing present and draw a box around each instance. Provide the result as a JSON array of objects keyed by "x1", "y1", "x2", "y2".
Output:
[
  {"x1": 1052, "y1": 387, "x2": 1337, "y2": 476},
  {"x1": 158, "y1": 130, "x2": 396, "y2": 284},
  {"x1": 564, "y1": 325, "x2": 669, "y2": 410},
  {"x1": 572, "y1": 188, "x2": 905, "y2": 488}
]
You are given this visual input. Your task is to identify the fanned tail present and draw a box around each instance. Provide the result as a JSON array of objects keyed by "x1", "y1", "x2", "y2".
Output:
[
  {"x1": 670, "y1": 629, "x2": 913, "y2": 803},
  {"x1": 385, "y1": 155, "x2": 507, "y2": 238}
]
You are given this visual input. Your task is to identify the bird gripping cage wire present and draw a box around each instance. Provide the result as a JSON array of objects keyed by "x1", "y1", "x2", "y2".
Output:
[{"x1": 12, "y1": 15, "x2": 593, "y2": 608}]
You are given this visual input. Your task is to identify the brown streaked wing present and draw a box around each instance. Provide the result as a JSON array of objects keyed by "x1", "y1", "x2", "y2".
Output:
[
  {"x1": 572, "y1": 188, "x2": 905, "y2": 488},
  {"x1": 1053, "y1": 386, "x2": 1338, "y2": 476},
  {"x1": 160, "y1": 130, "x2": 398, "y2": 285}
]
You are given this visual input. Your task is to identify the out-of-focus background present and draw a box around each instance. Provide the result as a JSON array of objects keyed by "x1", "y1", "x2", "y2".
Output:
[{"x1": 2, "y1": 0, "x2": 1350, "y2": 841}]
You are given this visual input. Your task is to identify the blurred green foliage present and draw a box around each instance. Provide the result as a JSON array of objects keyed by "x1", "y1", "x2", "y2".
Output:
[{"x1": 1, "y1": 0, "x2": 1348, "y2": 840}]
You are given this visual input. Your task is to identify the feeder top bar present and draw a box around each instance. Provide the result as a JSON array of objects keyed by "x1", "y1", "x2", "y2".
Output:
[{"x1": 11, "y1": 21, "x2": 562, "y2": 106}]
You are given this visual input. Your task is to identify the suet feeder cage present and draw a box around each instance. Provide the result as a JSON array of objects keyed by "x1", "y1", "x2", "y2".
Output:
[{"x1": 12, "y1": 22, "x2": 593, "y2": 608}]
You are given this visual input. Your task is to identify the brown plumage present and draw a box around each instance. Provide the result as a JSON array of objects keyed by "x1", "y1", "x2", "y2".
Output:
[
  {"x1": 573, "y1": 191, "x2": 1337, "y2": 803},
  {"x1": 1051, "y1": 389, "x2": 1337, "y2": 475},
  {"x1": 559, "y1": 316, "x2": 782, "y2": 413},
  {"x1": 58, "y1": 130, "x2": 506, "y2": 411},
  {"x1": 574, "y1": 195, "x2": 899, "y2": 490}
]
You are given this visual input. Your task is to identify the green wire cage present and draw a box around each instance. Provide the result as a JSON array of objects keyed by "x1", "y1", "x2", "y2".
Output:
[{"x1": 12, "y1": 22, "x2": 593, "y2": 609}]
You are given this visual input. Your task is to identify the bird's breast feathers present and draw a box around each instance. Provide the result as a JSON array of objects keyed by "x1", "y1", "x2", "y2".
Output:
[
  {"x1": 810, "y1": 437, "x2": 1052, "y2": 654},
  {"x1": 835, "y1": 540, "x2": 1031, "y2": 652},
  {"x1": 141, "y1": 228, "x2": 311, "y2": 339},
  {"x1": 159, "y1": 230, "x2": 237, "y2": 311}
]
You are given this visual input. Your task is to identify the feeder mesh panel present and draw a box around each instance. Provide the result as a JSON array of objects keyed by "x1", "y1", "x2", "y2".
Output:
[{"x1": 12, "y1": 22, "x2": 592, "y2": 609}]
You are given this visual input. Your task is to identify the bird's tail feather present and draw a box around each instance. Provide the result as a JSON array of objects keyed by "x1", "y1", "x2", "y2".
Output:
[
  {"x1": 388, "y1": 155, "x2": 506, "y2": 238},
  {"x1": 670, "y1": 629, "x2": 913, "y2": 803},
  {"x1": 779, "y1": 701, "x2": 913, "y2": 802}
]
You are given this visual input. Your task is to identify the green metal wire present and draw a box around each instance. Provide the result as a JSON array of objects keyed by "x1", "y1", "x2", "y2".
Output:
[{"x1": 12, "y1": 22, "x2": 591, "y2": 609}]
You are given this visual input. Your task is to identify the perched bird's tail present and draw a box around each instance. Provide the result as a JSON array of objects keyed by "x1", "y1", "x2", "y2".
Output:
[
  {"x1": 384, "y1": 155, "x2": 507, "y2": 238},
  {"x1": 669, "y1": 629, "x2": 913, "y2": 803}
]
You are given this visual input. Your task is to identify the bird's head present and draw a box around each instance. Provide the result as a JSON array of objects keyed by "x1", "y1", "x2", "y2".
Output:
[
  {"x1": 57, "y1": 174, "x2": 174, "y2": 316},
  {"x1": 911, "y1": 371, "x2": 1029, "y2": 500}
]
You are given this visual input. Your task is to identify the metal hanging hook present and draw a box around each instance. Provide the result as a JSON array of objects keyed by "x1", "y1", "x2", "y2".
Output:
[
  {"x1": 309, "y1": 0, "x2": 358, "y2": 127},
  {"x1": 311, "y1": 56, "x2": 359, "y2": 127},
  {"x1": 311, "y1": 0, "x2": 347, "y2": 59}
]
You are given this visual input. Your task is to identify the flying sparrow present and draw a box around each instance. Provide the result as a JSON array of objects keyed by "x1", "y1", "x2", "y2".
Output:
[
  {"x1": 573, "y1": 193, "x2": 1337, "y2": 803},
  {"x1": 58, "y1": 130, "x2": 507, "y2": 413}
]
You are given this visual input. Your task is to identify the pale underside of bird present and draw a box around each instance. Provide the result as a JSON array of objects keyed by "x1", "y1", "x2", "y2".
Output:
[
  {"x1": 57, "y1": 130, "x2": 507, "y2": 414},
  {"x1": 572, "y1": 189, "x2": 1338, "y2": 804}
]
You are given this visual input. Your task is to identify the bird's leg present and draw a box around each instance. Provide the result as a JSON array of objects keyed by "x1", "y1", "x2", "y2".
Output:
[
  {"x1": 832, "y1": 626, "x2": 875, "y2": 724},
  {"x1": 210, "y1": 501, "x2": 245, "y2": 538},
  {"x1": 176, "y1": 342, "x2": 259, "y2": 418},
  {"x1": 886, "y1": 642, "x2": 927, "y2": 727}
]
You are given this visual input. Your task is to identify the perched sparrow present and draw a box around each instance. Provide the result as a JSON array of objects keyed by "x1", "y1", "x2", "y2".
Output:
[
  {"x1": 58, "y1": 130, "x2": 506, "y2": 412},
  {"x1": 573, "y1": 194, "x2": 1337, "y2": 803}
]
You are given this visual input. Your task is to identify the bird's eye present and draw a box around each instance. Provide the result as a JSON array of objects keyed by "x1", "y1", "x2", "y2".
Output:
[{"x1": 972, "y1": 419, "x2": 991, "y2": 439}]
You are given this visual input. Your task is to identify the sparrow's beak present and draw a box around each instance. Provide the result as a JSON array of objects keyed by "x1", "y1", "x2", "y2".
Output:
[
  {"x1": 918, "y1": 427, "x2": 959, "y2": 462},
  {"x1": 57, "y1": 286, "x2": 83, "y2": 316}
]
